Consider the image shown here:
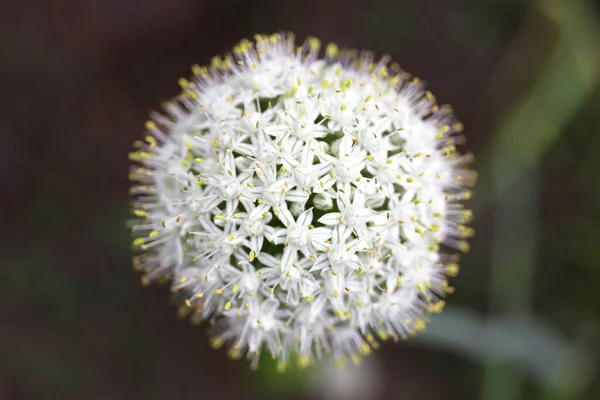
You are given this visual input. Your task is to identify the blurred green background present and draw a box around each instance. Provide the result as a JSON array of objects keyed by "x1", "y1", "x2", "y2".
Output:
[{"x1": 2, "y1": 0, "x2": 600, "y2": 399}]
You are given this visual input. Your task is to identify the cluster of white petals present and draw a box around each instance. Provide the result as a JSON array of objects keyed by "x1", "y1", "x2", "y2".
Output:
[{"x1": 129, "y1": 33, "x2": 475, "y2": 370}]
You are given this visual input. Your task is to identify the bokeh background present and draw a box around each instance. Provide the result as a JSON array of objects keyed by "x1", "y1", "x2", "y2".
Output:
[{"x1": 2, "y1": 0, "x2": 600, "y2": 399}]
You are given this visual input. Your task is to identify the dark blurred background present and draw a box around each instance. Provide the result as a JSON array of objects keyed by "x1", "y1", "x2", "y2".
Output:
[{"x1": 2, "y1": 0, "x2": 600, "y2": 399}]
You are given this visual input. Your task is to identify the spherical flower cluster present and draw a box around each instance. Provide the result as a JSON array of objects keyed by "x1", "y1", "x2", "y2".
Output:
[{"x1": 128, "y1": 33, "x2": 476, "y2": 370}]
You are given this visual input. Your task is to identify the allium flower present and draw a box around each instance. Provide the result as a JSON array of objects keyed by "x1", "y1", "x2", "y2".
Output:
[{"x1": 128, "y1": 33, "x2": 476, "y2": 370}]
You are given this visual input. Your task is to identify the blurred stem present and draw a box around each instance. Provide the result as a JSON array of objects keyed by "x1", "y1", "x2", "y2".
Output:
[
  {"x1": 472, "y1": 0, "x2": 600, "y2": 214},
  {"x1": 480, "y1": 0, "x2": 600, "y2": 399},
  {"x1": 481, "y1": 165, "x2": 539, "y2": 400}
]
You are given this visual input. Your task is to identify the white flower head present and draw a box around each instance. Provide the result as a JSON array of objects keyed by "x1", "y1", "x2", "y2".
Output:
[{"x1": 129, "y1": 33, "x2": 476, "y2": 370}]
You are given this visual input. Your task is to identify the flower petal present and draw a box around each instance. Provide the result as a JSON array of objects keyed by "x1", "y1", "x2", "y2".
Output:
[
  {"x1": 296, "y1": 208, "x2": 313, "y2": 227},
  {"x1": 318, "y1": 212, "x2": 342, "y2": 225},
  {"x1": 275, "y1": 207, "x2": 295, "y2": 227}
]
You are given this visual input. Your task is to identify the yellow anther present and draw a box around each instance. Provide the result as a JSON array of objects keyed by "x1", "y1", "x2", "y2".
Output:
[
  {"x1": 215, "y1": 215, "x2": 226, "y2": 220},
  {"x1": 145, "y1": 120, "x2": 156, "y2": 131},
  {"x1": 133, "y1": 209, "x2": 147, "y2": 218},
  {"x1": 224, "y1": 301, "x2": 232, "y2": 310},
  {"x1": 413, "y1": 318, "x2": 426, "y2": 332},
  {"x1": 307, "y1": 37, "x2": 321, "y2": 51},
  {"x1": 306, "y1": 295, "x2": 315, "y2": 303},
  {"x1": 133, "y1": 237, "x2": 145, "y2": 246},
  {"x1": 191, "y1": 64, "x2": 202, "y2": 76},
  {"x1": 326, "y1": 43, "x2": 339, "y2": 57},
  {"x1": 215, "y1": 289, "x2": 223, "y2": 295},
  {"x1": 269, "y1": 33, "x2": 280, "y2": 44},
  {"x1": 461, "y1": 210, "x2": 473, "y2": 222},
  {"x1": 462, "y1": 227, "x2": 475, "y2": 238},
  {"x1": 228, "y1": 348, "x2": 242, "y2": 360},
  {"x1": 210, "y1": 337, "x2": 224, "y2": 349},
  {"x1": 428, "y1": 300, "x2": 445, "y2": 313},
  {"x1": 446, "y1": 262, "x2": 460, "y2": 276},
  {"x1": 276, "y1": 361, "x2": 287, "y2": 373},
  {"x1": 297, "y1": 356, "x2": 310, "y2": 369},
  {"x1": 361, "y1": 343, "x2": 371, "y2": 355},
  {"x1": 210, "y1": 55, "x2": 222, "y2": 68},
  {"x1": 144, "y1": 136, "x2": 156, "y2": 147},
  {"x1": 132, "y1": 257, "x2": 141, "y2": 270},
  {"x1": 376, "y1": 330, "x2": 388, "y2": 341},
  {"x1": 178, "y1": 78, "x2": 190, "y2": 89},
  {"x1": 249, "y1": 251, "x2": 255, "y2": 262}
]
